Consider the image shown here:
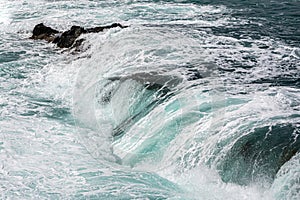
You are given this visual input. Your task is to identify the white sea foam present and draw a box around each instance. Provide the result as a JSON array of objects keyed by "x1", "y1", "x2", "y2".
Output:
[{"x1": 1, "y1": 0, "x2": 299, "y2": 199}]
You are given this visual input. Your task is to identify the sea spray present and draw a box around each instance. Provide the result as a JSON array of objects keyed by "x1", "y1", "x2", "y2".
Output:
[{"x1": 1, "y1": 0, "x2": 299, "y2": 199}]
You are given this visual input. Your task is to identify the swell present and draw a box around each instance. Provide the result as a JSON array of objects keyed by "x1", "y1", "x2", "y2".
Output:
[
  {"x1": 77, "y1": 25, "x2": 300, "y2": 199},
  {"x1": 1, "y1": 0, "x2": 300, "y2": 199}
]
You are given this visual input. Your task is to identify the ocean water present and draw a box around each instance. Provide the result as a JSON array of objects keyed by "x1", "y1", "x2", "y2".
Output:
[{"x1": 0, "y1": 0, "x2": 300, "y2": 199}]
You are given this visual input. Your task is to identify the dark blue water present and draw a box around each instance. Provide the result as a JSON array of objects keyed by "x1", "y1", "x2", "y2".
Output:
[{"x1": 167, "y1": 0, "x2": 300, "y2": 46}]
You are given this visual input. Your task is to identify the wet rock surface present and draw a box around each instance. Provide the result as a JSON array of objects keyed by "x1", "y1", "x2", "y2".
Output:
[
  {"x1": 30, "y1": 23, "x2": 127, "y2": 48},
  {"x1": 30, "y1": 23, "x2": 59, "y2": 42}
]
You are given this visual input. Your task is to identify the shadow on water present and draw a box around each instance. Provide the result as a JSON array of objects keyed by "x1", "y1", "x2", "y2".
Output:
[
  {"x1": 100, "y1": 80, "x2": 174, "y2": 138},
  {"x1": 20, "y1": 97, "x2": 75, "y2": 125},
  {"x1": 219, "y1": 123, "x2": 300, "y2": 186},
  {"x1": 0, "y1": 51, "x2": 26, "y2": 63}
]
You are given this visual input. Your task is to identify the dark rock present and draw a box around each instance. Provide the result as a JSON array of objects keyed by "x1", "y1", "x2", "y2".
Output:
[
  {"x1": 71, "y1": 38, "x2": 86, "y2": 52},
  {"x1": 30, "y1": 23, "x2": 59, "y2": 42},
  {"x1": 86, "y1": 23, "x2": 128, "y2": 33},
  {"x1": 30, "y1": 23, "x2": 128, "y2": 49},
  {"x1": 56, "y1": 26, "x2": 85, "y2": 48}
]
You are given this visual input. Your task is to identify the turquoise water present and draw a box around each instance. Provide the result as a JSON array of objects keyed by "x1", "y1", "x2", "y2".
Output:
[{"x1": 0, "y1": 0, "x2": 300, "y2": 199}]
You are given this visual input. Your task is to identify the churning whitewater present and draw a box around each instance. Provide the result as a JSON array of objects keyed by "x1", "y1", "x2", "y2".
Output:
[{"x1": 0, "y1": 0, "x2": 299, "y2": 199}]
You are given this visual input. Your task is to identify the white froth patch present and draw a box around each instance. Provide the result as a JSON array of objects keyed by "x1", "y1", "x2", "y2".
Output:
[
  {"x1": 0, "y1": 2, "x2": 12, "y2": 25},
  {"x1": 162, "y1": 166, "x2": 272, "y2": 200}
]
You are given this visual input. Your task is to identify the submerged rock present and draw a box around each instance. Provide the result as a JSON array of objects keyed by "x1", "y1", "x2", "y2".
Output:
[{"x1": 30, "y1": 23, "x2": 128, "y2": 48}]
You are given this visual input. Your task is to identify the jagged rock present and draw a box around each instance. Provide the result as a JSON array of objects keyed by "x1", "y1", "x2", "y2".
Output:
[
  {"x1": 30, "y1": 23, "x2": 59, "y2": 42},
  {"x1": 85, "y1": 23, "x2": 127, "y2": 33},
  {"x1": 30, "y1": 23, "x2": 128, "y2": 49},
  {"x1": 72, "y1": 38, "x2": 86, "y2": 52},
  {"x1": 55, "y1": 26, "x2": 85, "y2": 48}
]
